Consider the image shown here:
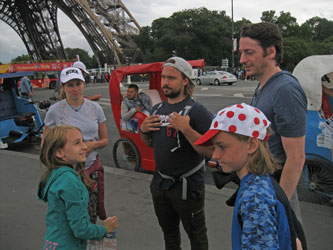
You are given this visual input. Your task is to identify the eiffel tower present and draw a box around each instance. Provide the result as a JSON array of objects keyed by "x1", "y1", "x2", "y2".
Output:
[{"x1": 0, "y1": 0, "x2": 141, "y2": 66}]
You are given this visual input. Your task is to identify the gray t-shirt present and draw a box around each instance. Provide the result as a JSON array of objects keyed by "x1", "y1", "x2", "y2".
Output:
[
  {"x1": 250, "y1": 71, "x2": 307, "y2": 164},
  {"x1": 44, "y1": 98, "x2": 106, "y2": 168}
]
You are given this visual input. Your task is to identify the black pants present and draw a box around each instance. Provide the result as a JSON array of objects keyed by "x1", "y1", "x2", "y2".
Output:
[{"x1": 150, "y1": 183, "x2": 208, "y2": 250}]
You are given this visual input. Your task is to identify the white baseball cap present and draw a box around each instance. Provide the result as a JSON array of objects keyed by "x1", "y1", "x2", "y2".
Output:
[
  {"x1": 194, "y1": 103, "x2": 271, "y2": 146},
  {"x1": 60, "y1": 67, "x2": 85, "y2": 84},
  {"x1": 73, "y1": 61, "x2": 89, "y2": 74},
  {"x1": 163, "y1": 57, "x2": 194, "y2": 85}
]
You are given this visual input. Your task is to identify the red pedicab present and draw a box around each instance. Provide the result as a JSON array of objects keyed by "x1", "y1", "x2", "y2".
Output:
[{"x1": 109, "y1": 60, "x2": 204, "y2": 172}]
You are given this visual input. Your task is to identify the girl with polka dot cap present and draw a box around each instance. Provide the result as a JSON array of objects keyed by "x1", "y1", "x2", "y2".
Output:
[{"x1": 194, "y1": 103, "x2": 306, "y2": 250}]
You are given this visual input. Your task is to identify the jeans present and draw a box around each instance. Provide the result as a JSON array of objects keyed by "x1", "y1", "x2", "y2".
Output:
[{"x1": 150, "y1": 183, "x2": 208, "y2": 250}]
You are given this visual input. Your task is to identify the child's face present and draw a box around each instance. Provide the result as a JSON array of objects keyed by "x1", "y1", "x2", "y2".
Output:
[
  {"x1": 211, "y1": 131, "x2": 252, "y2": 179},
  {"x1": 56, "y1": 129, "x2": 87, "y2": 167}
]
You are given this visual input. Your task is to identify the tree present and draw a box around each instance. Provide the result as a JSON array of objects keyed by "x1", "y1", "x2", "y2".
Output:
[
  {"x1": 276, "y1": 11, "x2": 299, "y2": 38},
  {"x1": 303, "y1": 17, "x2": 333, "y2": 42},
  {"x1": 135, "y1": 7, "x2": 233, "y2": 66},
  {"x1": 133, "y1": 26, "x2": 154, "y2": 62},
  {"x1": 64, "y1": 48, "x2": 96, "y2": 68},
  {"x1": 260, "y1": 11, "x2": 300, "y2": 38},
  {"x1": 281, "y1": 37, "x2": 313, "y2": 72},
  {"x1": 261, "y1": 10, "x2": 277, "y2": 23},
  {"x1": 233, "y1": 18, "x2": 252, "y2": 67},
  {"x1": 11, "y1": 54, "x2": 31, "y2": 63}
]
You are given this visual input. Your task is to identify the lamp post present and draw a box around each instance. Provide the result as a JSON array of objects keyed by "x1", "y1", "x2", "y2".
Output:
[{"x1": 231, "y1": 0, "x2": 234, "y2": 72}]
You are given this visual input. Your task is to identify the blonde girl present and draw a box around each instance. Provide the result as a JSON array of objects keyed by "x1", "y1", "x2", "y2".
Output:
[
  {"x1": 38, "y1": 125, "x2": 118, "y2": 250},
  {"x1": 194, "y1": 103, "x2": 306, "y2": 250}
]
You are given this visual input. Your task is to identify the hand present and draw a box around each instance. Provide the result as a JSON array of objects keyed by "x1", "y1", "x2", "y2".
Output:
[
  {"x1": 296, "y1": 238, "x2": 303, "y2": 250},
  {"x1": 140, "y1": 115, "x2": 162, "y2": 133},
  {"x1": 84, "y1": 141, "x2": 97, "y2": 154},
  {"x1": 167, "y1": 112, "x2": 190, "y2": 132},
  {"x1": 135, "y1": 107, "x2": 143, "y2": 112},
  {"x1": 104, "y1": 216, "x2": 119, "y2": 233}
]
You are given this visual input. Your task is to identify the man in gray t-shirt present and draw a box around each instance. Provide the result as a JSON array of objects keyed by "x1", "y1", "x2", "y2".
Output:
[{"x1": 239, "y1": 23, "x2": 307, "y2": 222}]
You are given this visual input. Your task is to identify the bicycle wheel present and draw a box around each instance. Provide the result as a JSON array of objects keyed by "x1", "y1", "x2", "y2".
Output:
[
  {"x1": 297, "y1": 158, "x2": 333, "y2": 206},
  {"x1": 113, "y1": 138, "x2": 140, "y2": 171}
]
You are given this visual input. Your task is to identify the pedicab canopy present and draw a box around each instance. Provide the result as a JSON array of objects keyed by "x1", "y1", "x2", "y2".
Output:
[
  {"x1": 292, "y1": 55, "x2": 333, "y2": 111},
  {"x1": 109, "y1": 59, "x2": 204, "y2": 132}
]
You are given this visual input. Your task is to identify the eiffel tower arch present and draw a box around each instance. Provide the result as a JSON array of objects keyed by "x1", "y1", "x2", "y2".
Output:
[{"x1": 0, "y1": 0, "x2": 141, "y2": 66}]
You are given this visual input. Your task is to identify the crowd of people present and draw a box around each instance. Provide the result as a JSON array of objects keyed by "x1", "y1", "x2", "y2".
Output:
[{"x1": 35, "y1": 22, "x2": 323, "y2": 250}]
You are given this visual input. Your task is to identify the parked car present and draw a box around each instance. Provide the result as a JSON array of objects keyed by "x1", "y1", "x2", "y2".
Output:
[{"x1": 196, "y1": 71, "x2": 237, "y2": 86}]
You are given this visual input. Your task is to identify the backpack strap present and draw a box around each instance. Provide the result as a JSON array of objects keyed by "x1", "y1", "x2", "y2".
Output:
[
  {"x1": 269, "y1": 176, "x2": 307, "y2": 250},
  {"x1": 152, "y1": 102, "x2": 165, "y2": 115}
]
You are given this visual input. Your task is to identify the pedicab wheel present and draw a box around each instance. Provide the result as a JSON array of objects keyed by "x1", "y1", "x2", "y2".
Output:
[
  {"x1": 297, "y1": 159, "x2": 333, "y2": 206},
  {"x1": 113, "y1": 138, "x2": 140, "y2": 171}
]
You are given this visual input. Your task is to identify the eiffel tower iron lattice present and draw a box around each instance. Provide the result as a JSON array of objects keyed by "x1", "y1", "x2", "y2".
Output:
[{"x1": 0, "y1": 0, "x2": 141, "y2": 66}]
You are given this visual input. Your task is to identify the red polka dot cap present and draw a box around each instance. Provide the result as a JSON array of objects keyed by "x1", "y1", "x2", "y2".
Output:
[{"x1": 194, "y1": 103, "x2": 271, "y2": 146}]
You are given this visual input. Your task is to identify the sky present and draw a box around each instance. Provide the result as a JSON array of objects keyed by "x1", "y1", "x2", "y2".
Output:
[{"x1": 0, "y1": 0, "x2": 332, "y2": 63}]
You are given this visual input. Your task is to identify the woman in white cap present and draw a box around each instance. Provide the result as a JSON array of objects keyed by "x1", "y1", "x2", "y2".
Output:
[
  {"x1": 194, "y1": 103, "x2": 306, "y2": 250},
  {"x1": 42, "y1": 67, "x2": 109, "y2": 230}
]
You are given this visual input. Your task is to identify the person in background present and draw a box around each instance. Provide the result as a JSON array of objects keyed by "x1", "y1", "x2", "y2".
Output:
[
  {"x1": 38, "y1": 125, "x2": 118, "y2": 250},
  {"x1": 121, "y1": 84, "x2": 152, "y2": 121},
  {"x1": 140, "y1": 57, "x2": 213, "y2": 250},
  {"x1": 194, "y1": 103, "x2": 306, "y2": 250},
  {"x1": 42, "y1": 67, "x2": 109, "y2": 248},
  {"x1": 20, "y1": 76, "x2": 33, "y2": 99},
  {"x1": 321, "y1": 76, "x2": 333, "y2": 119},
  {"x1": 239, "y1": 22, "x2": 307, "y2": 222},
  {"x1": 73, "y1": 61, "x2": 101, "y2": 101},
  {"x1": 90, "y1": 73, "x2": 94, "y2": 84}
]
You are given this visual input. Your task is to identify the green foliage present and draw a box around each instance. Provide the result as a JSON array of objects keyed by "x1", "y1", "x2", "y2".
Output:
[
  {"x1": 304, "y1": 17, "x2": 333, "y2": 41},
  {"x1": 281, "y1": 37, "x2": 313, "y2": 71},
  {"x1": 261, "y1": 10, "x2": 278, "y2": 23},
  {"x1": 135, "y1": 7, "x2": 233, "y2": 65},
  {"x1": 134, "y1": 8, "x2": 332, "y2": 72},
  {"x1": 11, "y1": 54, "x2": 31, "y2": 63},
  {"x1": 64, "y1": 47, "x2": 97, "y2": 68}
]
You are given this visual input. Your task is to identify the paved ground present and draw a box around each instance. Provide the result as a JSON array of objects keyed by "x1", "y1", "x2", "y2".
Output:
[{"x1": 0, "y1": 150, "x2": 332, "y2": 250}]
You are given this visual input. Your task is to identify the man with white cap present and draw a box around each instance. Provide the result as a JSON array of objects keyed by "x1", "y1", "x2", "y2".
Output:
[{"x1": 140, "y1": 57, "x2": 213, "y2": 250}]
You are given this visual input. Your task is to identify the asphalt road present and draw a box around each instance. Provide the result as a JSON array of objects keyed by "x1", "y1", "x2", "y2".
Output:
[{"x1": 6, "y1": 79, "x2": 258, "y2": 185}]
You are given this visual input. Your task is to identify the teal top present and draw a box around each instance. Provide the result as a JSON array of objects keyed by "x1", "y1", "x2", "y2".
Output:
[{"x1": 38, "y1": 166, "x2": 107, "y2": 249}]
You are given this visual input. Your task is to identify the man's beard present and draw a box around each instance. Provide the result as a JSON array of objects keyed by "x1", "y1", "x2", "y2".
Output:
[{"x1": 163, "y1": 87, "x2": 181, "y2": 98}]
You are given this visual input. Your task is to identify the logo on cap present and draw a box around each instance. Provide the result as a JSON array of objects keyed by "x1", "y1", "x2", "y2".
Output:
[{"x1": 66, "y1": 69, "x2": 79, "y2": 75}]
